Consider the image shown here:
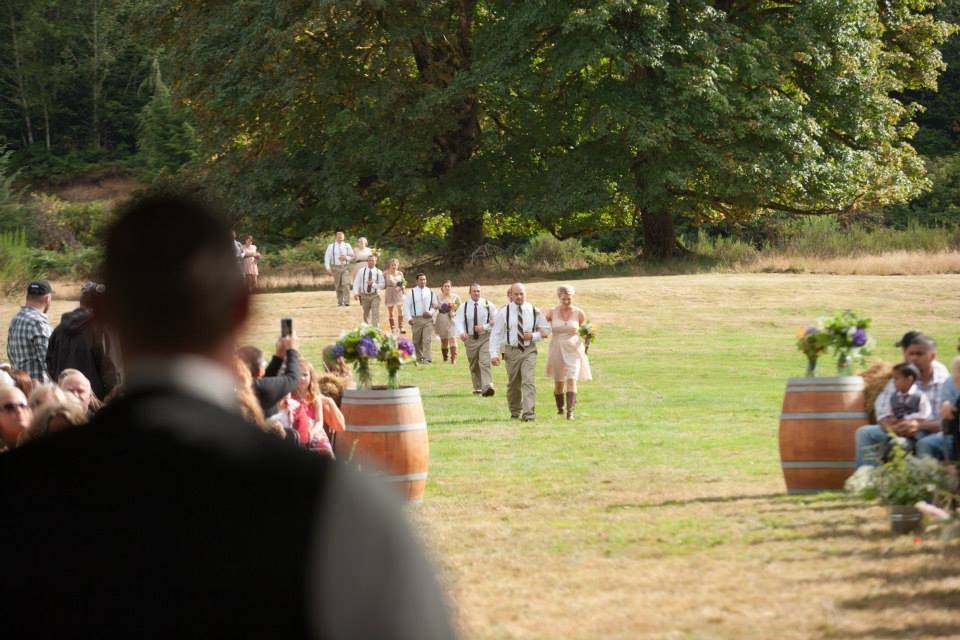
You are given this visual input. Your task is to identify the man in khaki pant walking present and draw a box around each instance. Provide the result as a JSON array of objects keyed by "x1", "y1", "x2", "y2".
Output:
[
  {"x1": 403, "y1": 273, "x2": 438, "y2": 363},
  {"x1": 490, "y1": 283, "x2": 550, "y2": 421},
  {"x1": 352, "y1": 254, "x2": 385, "y2": 326},
  {"x1": 456, "y1": 283, "x2": 496, "y2": 396},
  {"x1": 324, "y1": 231, "x2": 354, "y2": 306}
]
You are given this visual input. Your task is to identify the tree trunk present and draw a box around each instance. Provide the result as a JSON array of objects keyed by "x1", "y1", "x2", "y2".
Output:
[
  {"x1": 92, "y1": 0, "x2": 101, "y2": 150},
  {"x1": 9, "y1": 11, "x2": 35, "y2": 146},
  {"x1": 42, "y1": 102, "x2": 51, "y2": 151},
  {"x1": 639, "y1": 208, "x2": 685, "y2": 260},
  {"x1": 447, "y1": 210, "x2": 484, "y2": 268}
]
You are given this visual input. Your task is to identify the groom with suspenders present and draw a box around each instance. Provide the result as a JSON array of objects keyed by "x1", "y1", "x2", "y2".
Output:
[
  {"x1": 456, "y1": 284, "x2": 495, "y2": 397},
  {"x1": 490, "y1": 283, "x2": 550, "y2": 421}
]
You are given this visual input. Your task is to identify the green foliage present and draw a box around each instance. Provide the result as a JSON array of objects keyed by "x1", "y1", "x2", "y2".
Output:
[
  {"x1": 866, "y1": 444, "x2": 958, "y2": 506},
  {"x1": 886, "y1": 153, "x2": 960, "y2": 225},
  {"x1": 27, "y1": 194, "x2": 113, "y2": 249},
  {"x1": 27, "y1": 246, "x2": 101, "y2": 280},
  {"x1": 137, "y1": 59, "x2": 198, "y2": 176},
  {"x1": 1, "y1": 0, "x2": 149, "y2": 180},
  {"x1": 521, "y1": 233, "x2": 597, "y2": 271},
  {"x1": 0, "y1": 147, "x2": 32, "y2": 235},
  {"x1": 0, "y1": 229, "x2": 33, "y2": 292}
]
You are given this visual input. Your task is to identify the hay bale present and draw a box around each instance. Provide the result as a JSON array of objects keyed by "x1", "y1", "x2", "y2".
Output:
[{"x1": 859, "y1": 361, "x2": 892, "y2": 423}]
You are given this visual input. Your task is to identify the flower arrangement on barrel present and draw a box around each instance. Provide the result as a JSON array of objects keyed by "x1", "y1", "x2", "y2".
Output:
[
  {"x1": 330, "y1": 324, "x2": 416, "y2": 389},
  {"x1": 578, "y1": 321, "x2": 596, "y2": 354},
  {"x1": 796, "y1": 310, "x2": 871, "y2": 376}
]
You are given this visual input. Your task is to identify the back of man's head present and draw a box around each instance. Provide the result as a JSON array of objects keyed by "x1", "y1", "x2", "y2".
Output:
[{"x1": 103, "y1": 194, "x2": 246, "y2": 357}]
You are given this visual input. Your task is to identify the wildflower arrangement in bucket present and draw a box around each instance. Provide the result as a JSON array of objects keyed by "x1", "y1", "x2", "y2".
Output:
[
  {"x1": 796, "y1": 310, "x2": 871, "y2": 376},
  {"x1": 331, "y1": 325, "x2": 415, "y2": 389},
  {"x1": 578, "y1": 321, "x2": 596, "y2": 354}
]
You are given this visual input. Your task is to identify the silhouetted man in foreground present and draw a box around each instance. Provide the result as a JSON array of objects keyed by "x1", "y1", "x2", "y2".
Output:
[{"x1": 0, "y1": 194, "x2": 455, "y2": 639}]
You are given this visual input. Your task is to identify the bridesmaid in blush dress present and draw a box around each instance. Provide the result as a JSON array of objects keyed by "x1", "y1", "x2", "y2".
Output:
[{"x1": 545, "y1": 284, "x2": 592, "y2": 419}]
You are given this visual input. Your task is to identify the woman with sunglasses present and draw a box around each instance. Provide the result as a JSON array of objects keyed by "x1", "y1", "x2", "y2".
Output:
[{"x1": 0, "y1": 386, "x2": 32, "y2": 451}]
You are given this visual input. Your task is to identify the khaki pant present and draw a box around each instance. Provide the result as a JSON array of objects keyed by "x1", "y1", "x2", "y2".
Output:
[
  {"x1": 360, "y1": 292, "x2": 381, "y2": 326},
  {"x1": 503, "y1": 345, "x2": 537, "y2": 418},
  {"x1": 410, "y1": 317, "x2": 434, "y2": 362},
  {"x1": 464, "y1": 333, "x2": 493, "y2": 392},
  {"x1": 331, "y1": 267, "x2": 351, "y2": 305}
]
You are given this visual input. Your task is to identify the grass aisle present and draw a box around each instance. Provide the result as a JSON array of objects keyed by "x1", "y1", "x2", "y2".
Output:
[{"x1": 7, "y1": 274, "x2": 960, "y2": 638}]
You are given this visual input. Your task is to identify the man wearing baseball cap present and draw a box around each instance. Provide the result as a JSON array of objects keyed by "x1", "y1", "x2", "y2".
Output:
[{"x1": 6, "y1": 280, "x2": 53, "y2": 382}]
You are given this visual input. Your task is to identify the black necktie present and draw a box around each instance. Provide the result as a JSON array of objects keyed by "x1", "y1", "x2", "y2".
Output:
[
  {"x1": 473, "y1": 302, "x2": 479, "y2": 339},
  {"x1": 366, "y1": 268, "x2": 372, "y2": 293}
]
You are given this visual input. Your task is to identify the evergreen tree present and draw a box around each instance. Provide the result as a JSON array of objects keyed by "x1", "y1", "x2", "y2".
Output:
[{"x1": 137, "y1": 58, "x2": 197, "y2": 175}]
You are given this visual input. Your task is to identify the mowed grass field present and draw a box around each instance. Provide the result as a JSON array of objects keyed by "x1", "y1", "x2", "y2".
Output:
[{"x1": 5, "y1": 274, "x2": 960, "y2": 638}]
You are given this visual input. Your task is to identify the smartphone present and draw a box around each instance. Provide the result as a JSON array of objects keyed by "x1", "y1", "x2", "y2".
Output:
[{"x1": 281, "y1": 317, "x2": 293, "y2": 337}]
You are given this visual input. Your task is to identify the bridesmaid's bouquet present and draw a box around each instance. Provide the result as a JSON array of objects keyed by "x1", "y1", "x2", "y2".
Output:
[
  {"x1": 439, "y1": 302, "x2": 450, "y2": 314},
  {"x1": 578, "y1": 321, "x2": 596, "y2": 354}
]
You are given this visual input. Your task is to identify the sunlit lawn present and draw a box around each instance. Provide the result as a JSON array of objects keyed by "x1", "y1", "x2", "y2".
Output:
[{"x1": 6, "y1": 273, "x2": 960, "y2": 638}]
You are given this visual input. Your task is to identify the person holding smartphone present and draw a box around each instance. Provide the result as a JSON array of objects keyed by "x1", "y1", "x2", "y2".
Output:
[{"x1": 237, "y1": 326, "x2": 301, "y2": 418}]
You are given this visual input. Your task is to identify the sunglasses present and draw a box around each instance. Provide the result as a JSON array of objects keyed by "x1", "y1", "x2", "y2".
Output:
[{"x1": 1, "y1": 402, "x2": 28, "y2": 413}]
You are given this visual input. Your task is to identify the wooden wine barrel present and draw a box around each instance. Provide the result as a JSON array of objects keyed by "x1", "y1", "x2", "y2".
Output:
[
  {"x1": 335, "y1": 386, "x2": 429, "y2": 504},
  {"x1": 779, "y1": 376, "x2": 867, "y2": 494}
]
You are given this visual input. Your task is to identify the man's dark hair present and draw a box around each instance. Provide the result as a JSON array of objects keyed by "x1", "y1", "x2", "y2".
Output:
[
  {"x1": 905, "y1": 333, "x2": 936, "y2": 351},
  {"x1": 893, "y1": 362, "x2": 920, "y2": 380},
  {"x1": 415, "y1": 272, "x2": 426, "y2": 279},
  {"x1": 236, "y1": 345, "x2": 265, "y2": 380},
  {"x1": 103, "y1": 193, "x2": 245, "y2": 354}
]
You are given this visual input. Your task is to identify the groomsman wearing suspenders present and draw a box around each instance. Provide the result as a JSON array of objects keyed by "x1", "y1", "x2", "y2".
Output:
[
  {"x1": 324, "y1": 231, "x2": 354, "y2": 307},
  {"x1": 490, "y1": 283, "x2": 550, "y2": 421},
  {"x1": 456, "y1": 284, "x2": 496, "y2": 397},
  {"x1": 404, "y1": 273, "x2": 438, "y2": 364},
  {"x1": 352, "y1": 254, "x2": 385, "y2": 326}
]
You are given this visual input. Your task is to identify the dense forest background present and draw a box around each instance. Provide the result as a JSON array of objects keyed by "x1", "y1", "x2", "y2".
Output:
[{"x1": 1, "y1": 0, "x2": 960, "y2": 277}]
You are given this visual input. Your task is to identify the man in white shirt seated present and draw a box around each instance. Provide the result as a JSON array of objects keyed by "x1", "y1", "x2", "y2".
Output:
[
  {"x1": 323, "y1": 231, "x2": 354, "y2": 307},
  {"x1": 489, "y1": 283, "x2": 550, "y2": 421},
  {"x1": 352, "y1": 254, "x2": 385, "y2": 327},
  {"x1": 854, "y1": 331, "x2": 949, "y2": 466},
  {"x1": 403, "y1": 274, "x2": 438, "y2": 364},
  {"x1": 456, "y1": 284, "x2": 496, "y2": 397}
]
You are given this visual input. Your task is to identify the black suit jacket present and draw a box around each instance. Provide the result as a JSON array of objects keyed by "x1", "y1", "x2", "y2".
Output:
[{"x1": 0, "y1": 387, "x2": 455, "y2": 639}]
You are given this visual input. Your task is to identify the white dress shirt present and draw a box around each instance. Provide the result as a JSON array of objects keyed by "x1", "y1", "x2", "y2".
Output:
[
  {"x1": 404, "y1": 287, "x2": 437, "y2": 320},
  {"x1": 455, "y1": 298, "x2": 495, "y2": 338},
  {"x1": 489, "y1": 302, "x2": 550, "y2": 357},
  {"x1": 352, "y1": 266, "x2": 385, "y2": 294},
  {"x1": 324, "y1": 242, "x2": 354, "y2": 271}
]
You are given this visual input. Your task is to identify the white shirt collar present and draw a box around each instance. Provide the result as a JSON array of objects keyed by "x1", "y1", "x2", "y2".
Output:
[{"x1": 124, "y1": 355, "x2": 238, "y2": 413}]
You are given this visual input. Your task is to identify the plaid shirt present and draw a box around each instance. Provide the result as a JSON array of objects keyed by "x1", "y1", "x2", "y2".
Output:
[{"x1": 6, "y1": 306, "x2": 51, "y2": 382}]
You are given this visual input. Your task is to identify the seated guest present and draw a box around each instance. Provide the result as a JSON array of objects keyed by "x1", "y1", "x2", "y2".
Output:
[
  {"x1": 0, "y1": 193, "x2": 455, "y2": 638},
  {"x1": 19, "y1": 397, "x2": 87, "y2": 446},
  {"x1": 292, "y1": 361, "x2": 344, "y2": 453},
  {"x1": 275, "y1": 393, "x2": 334, "y2": 458},
  {"x1": 923, "y1": 355, "x2": 960, "y2": 462},
  {"x1": 237, "y1": 332, "x2": 301, "y2": 417},
  {"x1": 10, "y1": 369, "x2": 34, "y2": 399},
  {"x1": 233, "y1": 356, "x2": 265, "y2": 428},
  {"x1": 58, "y1": 368, "x2": 103, "y2": 417},
  {"x1": 875, "y1": 362, "x2": 932, "y2": 455},
  {"x1": 321, "y1": 344, "x2": 355, "y2": 388},
  {"x1": 855, "y1": 332, "x2": 949, "y2": 466},
  {"x1": 28, "y1": 384, "x2": 71, "y2": 412},
  {"x1": 318, "y1": 372, "x2": 347, "y2": 407},
  {"x1": 45, "y1": 281, "x2": 118, "y2": 400},
  {"x1": 0, "y1": 385, "x2": 32, "y2": 452}
]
